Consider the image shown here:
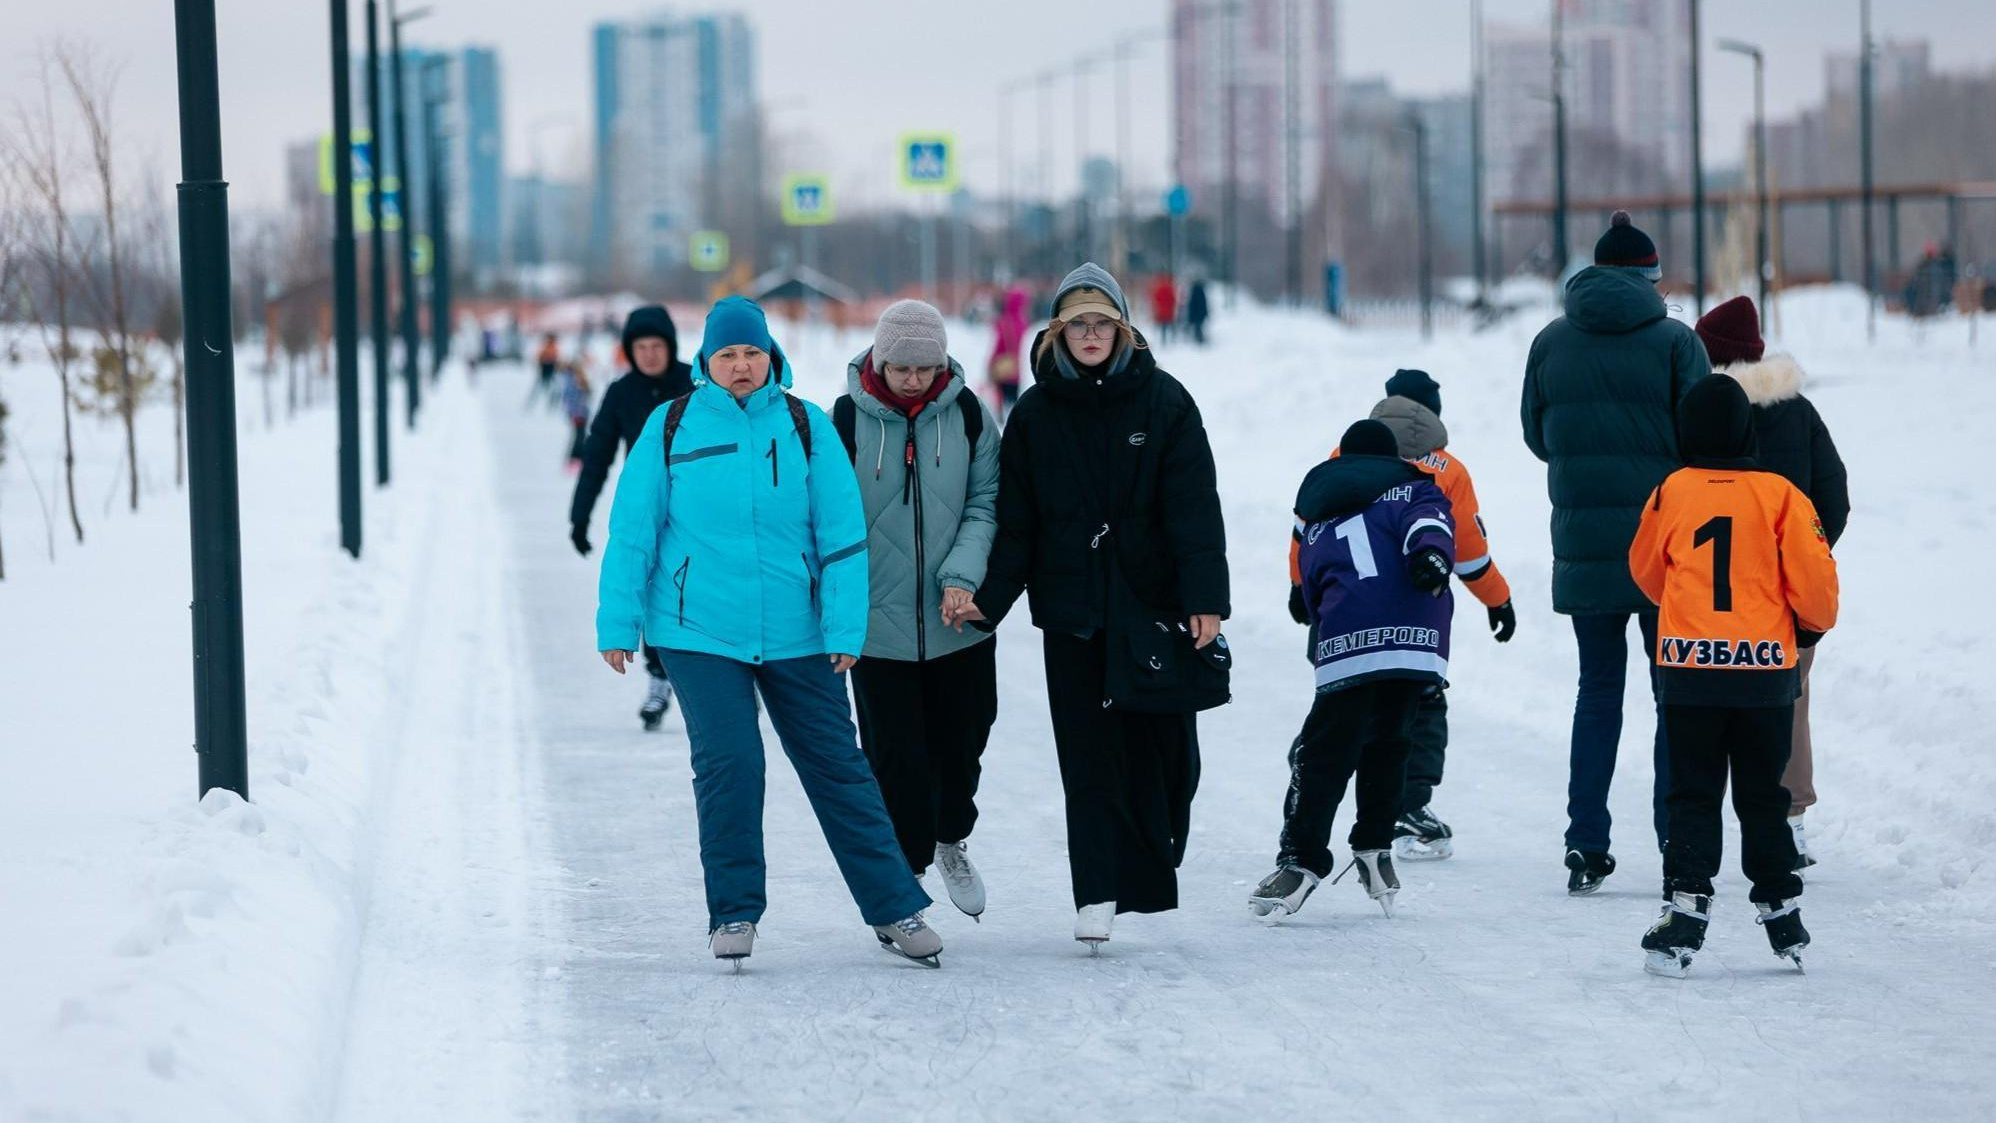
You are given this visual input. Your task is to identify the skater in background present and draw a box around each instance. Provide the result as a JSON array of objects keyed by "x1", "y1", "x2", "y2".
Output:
[
  {"x1": 1521, "y1": 210, "x2": 1710, "y2": 895},
  {"x1": 1630, "y1": 375, "x2": 1839, "y2": 976},
  {"x1": 988, "y1": 286, "x2": 1031, "y2": 424},
  {"x1": 960, "y1": 263, "x2": 1230, "y2": 951},
  {"x1": 596, "y1": 295, "x2": 942, "y2": 969},
  {"x1": 560, "y1": 361, "x2": 592, "y2": 471},
  {"x1": 532, "y1": 332, "x2": 561, "y2": 409},
  {"x1": 832, "y1": 300, "x2": 1002, "y2": 921},
  {"x1": 1252, "y1": 419, "x2": 1455, "y2": 920},
  {"x1": 1185, "y1": 278, "x2": 1210, "y2": 345},
  {"x1": 1694, "y1": 296, "x2": 1849, "y2": 870},
  {"x1": 1286, "y1": 368, "x2": 1517, "y2": 860},
  {"x1": 1149, "y1": 272, "x2": 1179, "y2": 344},
  {"x1": 571, "y1": 304, "x2": 697, "y2": 731}
]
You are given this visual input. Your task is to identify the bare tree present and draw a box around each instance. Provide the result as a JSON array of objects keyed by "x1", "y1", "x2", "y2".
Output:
[
  {"x1": 59, "y1": 43, "x2": 144, "y2": 513},
  {"x1": 137, "y1": 177, "x2": 185, "y2": 487},
  {"x1": 7, "y1": 47, "x2": 86, "y2": 545}
]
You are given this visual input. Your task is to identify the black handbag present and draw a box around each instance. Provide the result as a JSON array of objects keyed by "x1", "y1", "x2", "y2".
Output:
[{"x1": 1102, "y1": 569, "x2": 1232, "y2": 714}]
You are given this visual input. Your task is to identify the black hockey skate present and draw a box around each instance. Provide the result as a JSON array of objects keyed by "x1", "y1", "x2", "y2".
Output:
[
  {"x1": 1565, "y1": 848, "x2": 1616, "y2": 896},
  {"x1": 1756, "y1": 899, "x2": 1809, "y2": 973},
  {"x1": 639, "y1": 676, "x2": 673, "y2": 732},
  {"x1": 1333, "y1": 849, "x2": 1400, "y2": 917},
  {"x1": 1393, "y1": 805, "x2": 1455, "y2": 860},
  {"x1": 1248, "y1": 865, "x2": 1320, "y2": 918},
  {"x1": 1641, "y1": 890, "x2": 1711, "y2": 978}
]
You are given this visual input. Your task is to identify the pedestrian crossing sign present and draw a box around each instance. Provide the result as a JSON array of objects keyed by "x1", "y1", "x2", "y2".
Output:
[
  {"x1": 691, "y1": 231, "x2": 731, "y2": 273},
  {"x1": 781, "y1": 174, "x2": 834, "y2": 227},
  {"x1": 898, "y1": 133, "x2": 958, "y2": 192}
]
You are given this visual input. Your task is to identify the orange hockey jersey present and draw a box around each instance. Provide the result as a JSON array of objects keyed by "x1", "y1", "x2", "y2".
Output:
[
  {"x1": 1291, "y1": 446, "x2": 1512, "y2": 609},
  {"x1": 1630, "y1": 467, "x2": 1839, "y2": 707}
]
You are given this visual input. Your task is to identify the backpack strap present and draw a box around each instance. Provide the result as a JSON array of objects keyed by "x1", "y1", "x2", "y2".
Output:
[
  {"x1": 954, "y1": 385, "x2": 984, "y2": 449},
  {"x1": 659, "y1": 392, "x2": 694, "y2": 462},
  {"x1": 832, "y1": 395, "x2": 859, "y2": 463},
  {"x1": 784, "y1": 393, "x2": 813, "y2": 460}
]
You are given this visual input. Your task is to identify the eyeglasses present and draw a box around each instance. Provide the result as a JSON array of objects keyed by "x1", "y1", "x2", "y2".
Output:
[
  {"x1": 1062, "y1": 318, "x2": 1119, "y2": 340},
  {"x1": 883, "y1": 365, "x2": 944, "y2": 379}
]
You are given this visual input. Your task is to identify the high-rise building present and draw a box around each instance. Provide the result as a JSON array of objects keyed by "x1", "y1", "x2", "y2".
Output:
[
  {"x1": 1171, "y1": 0, "x2": 1339, "y2": 232},
  {"x1": 1485, "y1": 0, "x2": 1692, "y2": 205},
  {"x1": 590, "y1": 12, "x2": 759, "y2": 280},
  {"x1": 356, "y1": 45, "x2": 506, "y2": 286},
  {"x1": 1827, "y1": 37, "x2": 1932, "y2": 102}
]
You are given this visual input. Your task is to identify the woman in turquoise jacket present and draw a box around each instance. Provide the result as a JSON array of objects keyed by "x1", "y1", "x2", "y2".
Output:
[{"x1": 596, "y1": 296, "x2": 942, "y2": 969}]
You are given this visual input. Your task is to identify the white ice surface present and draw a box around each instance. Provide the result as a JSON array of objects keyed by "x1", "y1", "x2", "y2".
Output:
[{"x1": 4, "y1": 289, "x2": 1995, "y2": 1121}]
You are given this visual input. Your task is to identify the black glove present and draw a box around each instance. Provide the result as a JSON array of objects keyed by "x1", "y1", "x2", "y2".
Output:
[
  {"x1": 1488, "y1": 599, "x2": 1517, "y2": 643},
  {"x1": 1287, "y1": 584, "x2": 1308, "y2": 624},
  {"x1": 1797, "y1": 627, "x2": 1825, "y2": 649},
  {"x1": 1407, "y1": 547, "x2": 1451, "y2": 596},
  {"x1": 570, "y1": 524, "x2": 592, "y2": 557}
]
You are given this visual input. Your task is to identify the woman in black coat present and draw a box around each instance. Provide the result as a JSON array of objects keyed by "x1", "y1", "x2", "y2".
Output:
[
  {"x1": 960, "y1": 262, "x2": 1230, "y2": 949},
  {"x1": 1696, "y1": 296, "x2": 1850, "y2": 870}
]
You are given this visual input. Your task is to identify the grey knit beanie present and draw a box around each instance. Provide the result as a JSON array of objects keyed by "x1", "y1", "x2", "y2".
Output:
[{"x1": 872, "y1": 299, "x2": 949, "y2": 368}]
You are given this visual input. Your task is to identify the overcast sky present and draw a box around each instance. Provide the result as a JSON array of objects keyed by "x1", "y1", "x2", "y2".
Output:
[{"x1": 4, "y1": 0, "x2": 1991, "y2": 213}]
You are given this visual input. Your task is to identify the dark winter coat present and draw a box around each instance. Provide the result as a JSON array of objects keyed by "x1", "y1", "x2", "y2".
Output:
[
  {"x1": 1296, "y1": 454, "x2": 1456, "y2": 694},
  {"x1": 1521, "y1": 266, "x2": 1710, "y2": 614},
  {"x1": 1721, "y1": 354, "x2": 1850, "y2": 546},
  {"x1": 975, "y1": 330, "x2": 1230, "y2": 639},
  {"x1": 1186, "y1": 282, "x2": 1211, "y2": 325},
  {"x1": 569, "y1": 307, "x2": 695, "y2": 529}
]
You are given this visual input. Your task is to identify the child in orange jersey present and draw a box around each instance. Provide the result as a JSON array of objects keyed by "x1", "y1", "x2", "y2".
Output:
[
  {"x1": 1629, "y1": 375, "x2": 1839, "y2": 977},
  {"x1": 1287, "y1": 369, "x2": 1516, "y2": 858}
]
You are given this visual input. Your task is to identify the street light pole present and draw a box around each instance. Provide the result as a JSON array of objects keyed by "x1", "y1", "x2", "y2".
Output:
[
  {"x1": 1720, "y1": 38, "x2": 1769, "y2": 314},
  {"x1": 364, "y1": 0, "x2": 390, "y2": 485},
  {"x1": 1859, "y1": 0, "x2": 1877, "y2": 341},
  {"x1": 1410, "y1": 110, "x2": 1433, "y2": 341},
  {"x1": 424, "y1": 57, "x2": 449, "y2": 377},
  {"x1": 1690, "y1": 0, "x2": 1707, "y2": 313},
  {"x1": 330, "y1": 0, "x2": 362, "y2": 559},
  {"x1": 1283, "y1": 0, "x2": 1302, "y2": 307},
  {"x1": 1470, "y1": 0, "x2": 1488, "y2": 305},
  {"x1": 172, "y1": 0, "x2": 250, "y2": 800},
  {"x1": 1550, "y1": 0, "x2": 1570, "y2": 274},
  {"x1": 388, "y1": 1, "x2": 430, "y2": 425}
]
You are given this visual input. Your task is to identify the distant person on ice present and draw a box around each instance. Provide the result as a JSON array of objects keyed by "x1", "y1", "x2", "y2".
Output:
[
  {"x1": 987, "y1": 286, "x2": 1031, "y2": 424},
  {"x1": 1185, "y1": 278, "x2": 1211, "y2": 345},
  {"x1": 569, "y1": 305, "x2": 695, "y2": 732},
  {"x1": 1629, "y1": 374, "x2": 1839, "y2": 977},
  {"x1": 831, "y1": 300, "x2": 1002, "y2": 922},
  {"x1": 1252, "y1": 419, "x2": 1455, "y2": 921},
  {"x1": 1694, "y1": 295, "x2": 1849, "y2": 871},
  {"x1": 595, "y1": 295, "x2": 944, "y2": 970},
  {"x1": 1286, "y1": 368, "x2": 1517, "y2": 860},
  {"x1": 1521, "y1": 210, "x2": 1710, "y2": 896},
  {"x1": 960, "y1": 262, "x2": 1230, "y2": 952}
]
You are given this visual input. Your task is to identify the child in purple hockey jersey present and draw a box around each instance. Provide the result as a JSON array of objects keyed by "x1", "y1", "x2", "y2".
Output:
[{"x1": 1250, "y1": 420, "x2": 1455, "y2": 920}]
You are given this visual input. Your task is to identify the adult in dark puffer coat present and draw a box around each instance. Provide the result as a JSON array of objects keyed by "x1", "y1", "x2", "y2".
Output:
[
  {"x1": 1521, "y1": 211, "x2": 1710, "y2": 894},
  {"x1": 1697, "y1": 295, "x2": 1850, "y2": 869},
  {"x1": 569, "y1": 304, "x2": 696, "y2": 729},
  {"x1": 964, "y1": 262, "x2": 1229, "y2": 948}
]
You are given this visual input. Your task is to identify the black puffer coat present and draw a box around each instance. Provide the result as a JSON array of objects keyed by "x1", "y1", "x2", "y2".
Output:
[
  {"x1": 1721, "y1": 353, "x2": 1850, "y2": 545},
  {"x1": 975, "y1": 330, "x2": 1229, "y2": 637},
  {"x1": 569, "y1": 305, "x2": 695, "y2": 529},
  {"x1": 1521, "y1": 267, "x2": 1710, "y2": 614}
]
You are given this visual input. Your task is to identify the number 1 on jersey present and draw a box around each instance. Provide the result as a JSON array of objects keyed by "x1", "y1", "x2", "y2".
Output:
[
  {"x1": 1693, "y1": 516, "x2": 1733, "y2": 612},
  {"x1": 1335, "y1": 515, "x2": 1379, "y2": 579}
]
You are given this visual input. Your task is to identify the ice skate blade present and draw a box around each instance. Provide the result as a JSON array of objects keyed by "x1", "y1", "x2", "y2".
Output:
[
  {"x1": 1394, "y1": 837, "x2": 1453, "y2": 861},
  {"x1": 1568, "y1": 882, "x2": 1603, "y2": 898},
  {"x1": 1644, "y1": 950, "x2": 1693, "y2": 978},
  {"x1": 1778, "y1": 951, "x2": 1806, "y2": 974},
  {"x1": 1373, "y1": 892, "x2": 1397, "y2": 918},
  {"x1": 717, "y1": 955, "x2": 747, "y2": 974},
  {"x1": 1078, "y1": 938, "x2": 1107, "y2": 956},
  {"x1": 876, "y1": 936, "x2": 943, "y2": 969}
]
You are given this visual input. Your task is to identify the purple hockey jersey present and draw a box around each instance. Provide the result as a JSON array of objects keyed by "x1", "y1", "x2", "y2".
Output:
[{"x1": 1294, "y1": 454, "x2": 1456, "y2": 693}]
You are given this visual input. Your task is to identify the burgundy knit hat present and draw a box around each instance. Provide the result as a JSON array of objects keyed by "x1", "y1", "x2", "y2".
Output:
[{"x1": 1695, "y1": 295, "x2": 1765, "y2": 367}]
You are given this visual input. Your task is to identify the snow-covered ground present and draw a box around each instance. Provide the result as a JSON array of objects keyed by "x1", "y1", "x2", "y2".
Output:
[{"x1": 3, "y1": 288, "x2": 1993, "y2": 1121}]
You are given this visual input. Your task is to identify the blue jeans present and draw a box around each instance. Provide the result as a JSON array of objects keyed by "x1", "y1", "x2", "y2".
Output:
[
  {"x1": 1565, "y1": 611, "x2": 1670, "y2": 855},
  {"x1": 659, "y1": 650, "x2": 932, "y2": 931}
]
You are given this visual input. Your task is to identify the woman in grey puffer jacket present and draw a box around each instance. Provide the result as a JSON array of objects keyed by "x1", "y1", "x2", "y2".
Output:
[{"x1": 834, "y1": 300, "x2": 1002, "y2": 919}]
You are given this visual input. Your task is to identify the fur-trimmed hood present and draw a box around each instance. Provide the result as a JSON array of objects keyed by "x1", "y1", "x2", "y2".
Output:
[{"x1": 1719, "y1": 352, "x2": 1805, "y2": 406}]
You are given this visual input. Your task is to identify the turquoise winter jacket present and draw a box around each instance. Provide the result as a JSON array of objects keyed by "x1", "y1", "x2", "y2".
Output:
[{"x1": 595, "y1": 345, "x2": 871, "y2": 663}]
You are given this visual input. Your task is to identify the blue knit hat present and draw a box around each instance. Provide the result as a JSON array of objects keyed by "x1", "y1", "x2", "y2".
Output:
[{"x1": 699, "y1": 296, "x2": 774, "y2": 358}]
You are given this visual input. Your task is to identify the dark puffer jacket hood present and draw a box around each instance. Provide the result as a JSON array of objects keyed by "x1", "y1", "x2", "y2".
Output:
[
  {"x1": 1296, "y1": 454, "x2": 1427, "y2": 523},
  {"x1": 1563, "y1": 266, "x2": 1667, "y2": 335},
  {"x1": 620, "y1": 304, "x2": 680, "y2": 367},
  {"x1": 1676, "y1": 374, "x2": 1758, "y2": 468}
]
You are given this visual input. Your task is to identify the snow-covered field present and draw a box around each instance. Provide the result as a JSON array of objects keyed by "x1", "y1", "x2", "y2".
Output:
[{"x1": 3, "y1": 288, "x2": 1993, "y2": 1121}]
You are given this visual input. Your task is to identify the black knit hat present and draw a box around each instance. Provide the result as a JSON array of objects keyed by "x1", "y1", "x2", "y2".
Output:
[
  {"x1": 1676, "y1": 374, "x2": 1757, "y2": 465},
  {"x1": 1594, "y1": 211, "x2": 1662, "y2": 281},
  {"x1": 1341, "y1": 419, "x2": 1400, "y2": 458},
  {"x1": 1383, "y1": 368, "x2": 1442, "y2": 417}
]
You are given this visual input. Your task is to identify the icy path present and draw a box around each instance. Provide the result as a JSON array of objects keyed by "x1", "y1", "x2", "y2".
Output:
[{"x1": 332, "y1": 340, "x2": 1994, "y2": 1122}]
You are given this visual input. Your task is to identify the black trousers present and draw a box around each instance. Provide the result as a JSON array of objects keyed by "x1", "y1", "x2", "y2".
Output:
[
  {"x1": 1398, "y1": 686, "x2": 1449, "y2": 815},
  {"x1": 851, "y1": 639, "x2": 999, "y2": 875},
  {"x1": 1043, "y1": 632, "x2": 1200, "y2": 914},
  {"x1": 1278, "y1": 679, "x2": 1425, "y2": 878},
  {"x1": 1661, "y1": 702, "x2": 1803, "y2": 904},
  {"x1": 641, "y1": 643, "x2": 669, "y2": 682}
]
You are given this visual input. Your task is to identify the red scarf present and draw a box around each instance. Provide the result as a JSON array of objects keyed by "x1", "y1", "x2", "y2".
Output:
[{"x1": 861, "y1": 355, "x2": 950, "y2": 418}]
